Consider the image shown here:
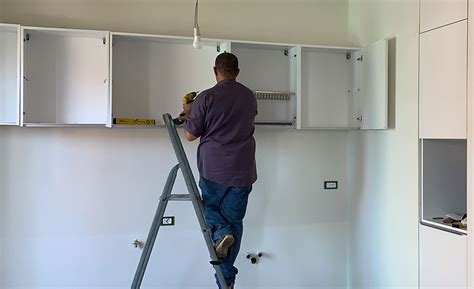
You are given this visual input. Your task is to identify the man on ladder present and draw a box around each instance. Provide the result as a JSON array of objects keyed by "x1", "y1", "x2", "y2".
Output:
[{"x1": 182, "y1": 52, "x2": 258, "y2": 289}]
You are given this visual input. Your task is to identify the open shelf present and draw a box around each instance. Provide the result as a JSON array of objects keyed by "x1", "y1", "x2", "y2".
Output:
[
  {"x1": 421, "y1": 139, "x2": 467, "y2": 235},
  {"x1": 111, "y1": 33, "x2": 222, "y2": 126},
  {"x1": 21, "y1": 27, "x2": 109, "y2": 125},
  {"x1": 0, "y1": 24, "x2": 20, "y2": 125},
  {"x1": 231, "y1": 42, "x2": 297, "y2": 125}
]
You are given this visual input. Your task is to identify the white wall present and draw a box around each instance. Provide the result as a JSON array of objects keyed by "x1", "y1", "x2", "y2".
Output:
[
  {"x1": 0, "y1": 127, "x2": 349, "y2": 289},
  {"x1": 0, "y1": 4, "x2": 353, "y2": 289},
  {"x1": 347, "y1": 1, "x2": 419, "y2": 289},
  {"x1": 0, "y1": 1, "x2": 424, "y2": 289}
]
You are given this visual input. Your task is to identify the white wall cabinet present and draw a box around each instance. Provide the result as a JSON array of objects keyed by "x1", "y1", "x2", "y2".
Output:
[
  {"x1": 298, "y1": 39, "x2": 388, "y2": 130},
  {"x1": 0, "y1": 24, "x2": 20, "y2": 125},
  {"x1": 110, "y1": 33, "x2": 222, "y2": 127},
  {"x1": 0, "y1": 22, "x2": 389, "y2": 130},
  {"x1": 420, "y1": 0, "x2": 467, "y2": 33},
  {"x1": 419, "y1": 20, "x2": 467, "y2": 139},
  {"x1": 21, "y1": 27, "x2": 110, "y2": 126},
  {"x1": 420, "y1": 224, "x2": 467, "y2": 289},
  {"x1": 231, "y1": 42, "x2": 298, "y2": 126}
]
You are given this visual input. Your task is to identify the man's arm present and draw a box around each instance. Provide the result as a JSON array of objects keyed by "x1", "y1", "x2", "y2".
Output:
[
  {"x1": 184, "y1": 130, "x2": 198, "y2": 141},
  {"x1": 182, "y1": 96, "x2": 205, "y2": 141}
]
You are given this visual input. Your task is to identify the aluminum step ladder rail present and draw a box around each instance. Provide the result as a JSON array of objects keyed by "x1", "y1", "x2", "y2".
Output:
[{"x1": 131, "y1": 113, "x2": 228, "y2": 289}]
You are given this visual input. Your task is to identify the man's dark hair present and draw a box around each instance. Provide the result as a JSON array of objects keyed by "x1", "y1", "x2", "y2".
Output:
[{"x1": 215, "y1": 52, "x2": 239, "y2": 78}]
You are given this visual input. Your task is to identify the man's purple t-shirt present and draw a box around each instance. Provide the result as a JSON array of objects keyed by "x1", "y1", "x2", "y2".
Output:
[{"x1": 184, "y1": 79, "x2": 257, "y2": 187}]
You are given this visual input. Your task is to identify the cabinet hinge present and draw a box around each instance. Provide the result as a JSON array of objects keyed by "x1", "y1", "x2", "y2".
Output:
[
  {"x1": 103, "y1": 37, "x2": 106, "y2": 45},
  {"x1": 24, "y1": 33, "x2": 30, "y2": 42},
  {"x1": 217, "y1": 45, "x2": 221, "y2": 53},
  {"x1": 346, "y1": 53, "x2": 351, "y2": 60},
  {"x1": 284, "y1": 49, "x2": 289, "y2": 56},
  {"x1": 357, "y1": 116, "x2": 363, "y2": 121},
  {"x1": 357, "y1": 55, "x2": 363, "y2": 62}
]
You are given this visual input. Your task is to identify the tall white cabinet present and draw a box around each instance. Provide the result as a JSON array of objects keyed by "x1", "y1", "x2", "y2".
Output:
[{"x1": 419, "y1": 1, "x2": 469, "y2": 288}]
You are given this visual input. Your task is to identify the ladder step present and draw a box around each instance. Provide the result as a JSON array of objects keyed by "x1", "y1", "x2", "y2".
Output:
[
  {"x1": 164, "y1": 194, "x2": 193, "y2": 201},
  {"x1": 210, "y1": 260, "x2": 222, "y2": 266}
]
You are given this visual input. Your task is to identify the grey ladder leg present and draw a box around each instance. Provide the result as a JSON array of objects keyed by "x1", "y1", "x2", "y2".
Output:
[
  {"x1": 163, "y1": 113, "x2": 228, "y2": 289},
  {"x1": 131, "y1": 164, "x2": 180, "y2": 289}
]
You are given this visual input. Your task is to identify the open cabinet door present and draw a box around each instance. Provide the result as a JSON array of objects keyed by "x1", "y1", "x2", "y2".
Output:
[
  {"x1": 360, "y1": 38, "x2": 388, "y2": 130},
  {"x1": 0, "y1": 24, "x2": 21, "y2": 126}
]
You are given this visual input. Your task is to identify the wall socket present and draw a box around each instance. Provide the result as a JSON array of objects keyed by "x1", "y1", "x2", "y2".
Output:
[
  {"x1": 324, "y1": 181, "x2": 338, "y2": 190},
  {"x1": 162, "y1": 216, "x2": 175, "y2": 226}
]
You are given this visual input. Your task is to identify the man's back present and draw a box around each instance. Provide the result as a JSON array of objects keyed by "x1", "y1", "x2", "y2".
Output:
[{"x1": 184, "y1": 79, "x2": 257, "y2": 187}]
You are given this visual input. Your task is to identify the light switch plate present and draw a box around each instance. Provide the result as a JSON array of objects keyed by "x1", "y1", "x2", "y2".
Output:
[
  {"x1": 162, "y1": 216, "x2": 175, "y2": 226},
  {"x1": 324, "y1": 181, "x2": 338, "y2": 190}
]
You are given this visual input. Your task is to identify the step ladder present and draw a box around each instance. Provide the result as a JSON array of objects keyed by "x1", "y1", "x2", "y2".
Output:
[{"x1": 131, "y1": 113, "x2": 228, "y2": 289}]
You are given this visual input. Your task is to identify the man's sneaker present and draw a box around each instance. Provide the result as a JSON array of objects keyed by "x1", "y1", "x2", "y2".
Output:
[{"x1": 215, "y1": 234, "x2": 234, "y2": 259}]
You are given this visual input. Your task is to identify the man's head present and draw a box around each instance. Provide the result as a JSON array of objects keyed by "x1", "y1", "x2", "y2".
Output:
[{"x1": 214, "y1": 52, "x2": 240, "y2": 82}]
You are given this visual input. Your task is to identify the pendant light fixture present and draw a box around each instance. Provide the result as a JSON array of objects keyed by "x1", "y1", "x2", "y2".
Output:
[{"x1": 193, "y1": 0, "x2": 204, "y2": 49}]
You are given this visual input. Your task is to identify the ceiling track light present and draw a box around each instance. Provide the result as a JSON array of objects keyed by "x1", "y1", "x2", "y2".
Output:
[{"x1": 193, "y1": 0, "x2": 203, "y2": 49}]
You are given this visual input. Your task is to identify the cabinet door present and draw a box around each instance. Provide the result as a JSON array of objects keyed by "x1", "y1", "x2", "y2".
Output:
[
  {"x1": 419, "y1": 225, "x2": 467, "y2": 289},
  {"x1": 0, "y1": 24, "x2": 21, "y2": 125},
  {"x1": 419, "y1": 21, "x2": 467, "y2": 139},
  {"x1": 359, "y1": 38, "x2": 388, "y2": 130},
  {"x1": 420, "y1": 0, "x2": 467, "y2": 33}
]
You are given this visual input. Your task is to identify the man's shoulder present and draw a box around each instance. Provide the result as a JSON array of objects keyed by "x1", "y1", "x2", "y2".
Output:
[{"x1": 197, "y1": 87, "x2": 214, "y2": 98}]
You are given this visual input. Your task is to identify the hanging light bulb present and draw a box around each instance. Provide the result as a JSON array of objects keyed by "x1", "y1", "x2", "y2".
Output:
[
  {"x1": 193, "y1": 27, "x2": 203, "y2": 49},
  {"x1": 193, "y1": 0, "x2": 204, "y2": 49}
]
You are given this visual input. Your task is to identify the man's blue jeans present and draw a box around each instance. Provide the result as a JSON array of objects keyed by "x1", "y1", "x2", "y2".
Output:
[{"x1": 199, "y1": 177, "x2": 252, "y2": 288}]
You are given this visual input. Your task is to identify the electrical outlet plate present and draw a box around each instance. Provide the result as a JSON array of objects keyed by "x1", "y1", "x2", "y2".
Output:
[
  {"x1": 324, "y1": 181, "x2": 338, "y2": 190},
  {"x1": 162, "y1": 216, "x2": 175, "y2": 226}
]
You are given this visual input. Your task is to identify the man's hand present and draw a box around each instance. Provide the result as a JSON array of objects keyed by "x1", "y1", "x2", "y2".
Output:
[{"x1": 183, "y1": 102, "x2": 193, "y2": 117}]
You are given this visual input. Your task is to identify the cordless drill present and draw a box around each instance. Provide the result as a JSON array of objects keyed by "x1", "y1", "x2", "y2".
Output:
[{"x1": 173, "y1": 91, "x2": 198, "y2": 125}]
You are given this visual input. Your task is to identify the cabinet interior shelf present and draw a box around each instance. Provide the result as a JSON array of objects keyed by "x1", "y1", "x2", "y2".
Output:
[{"x1": 421, "y1": 219, "x2": 467, "y2": 235}]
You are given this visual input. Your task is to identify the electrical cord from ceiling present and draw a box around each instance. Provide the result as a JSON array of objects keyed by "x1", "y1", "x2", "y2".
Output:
[{"x1": 193, "y1": 0, "x2": 203, "y2": 49}]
